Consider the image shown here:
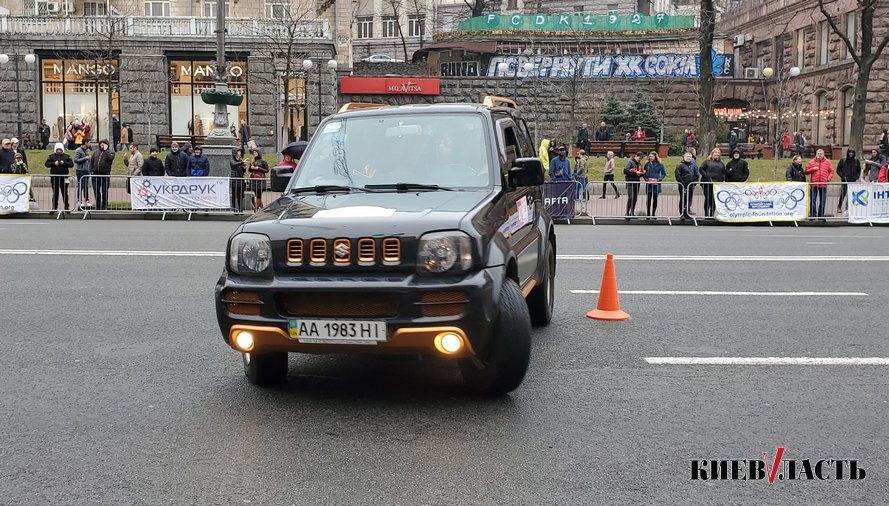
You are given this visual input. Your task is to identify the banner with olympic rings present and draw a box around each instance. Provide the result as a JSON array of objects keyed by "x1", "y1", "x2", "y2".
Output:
[
  {"x1": 0, "y1": 176, "x2": 31, "y2": 214},
  {"x1": 714, "y1": 182, "x2": 808, "y2": 222},
  {"x1": 848, "y1": 183, "x2": 889, "y2": 224}
]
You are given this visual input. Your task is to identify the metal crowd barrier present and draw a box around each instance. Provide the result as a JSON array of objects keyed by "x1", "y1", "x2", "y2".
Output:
[
  {"x1": 575, "y1": 180, "x2": 684, "y2": 224},
  {"x1": 26, "y1": 174, "x2": 77, "y2": 219}
]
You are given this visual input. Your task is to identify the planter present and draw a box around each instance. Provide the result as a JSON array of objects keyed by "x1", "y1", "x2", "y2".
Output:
[
  {"x1": 759, "y1": 146, "x2": 774, "y2": 160},
  {"x1": 200, "y1": 90, "x2": 244, "y2": 106},
  {"x1": 656, "y1": 144, "x2": 669, "y2": 158},
  {"x1": 832, "y1": 146, "x2": 845, "y2": 160}
]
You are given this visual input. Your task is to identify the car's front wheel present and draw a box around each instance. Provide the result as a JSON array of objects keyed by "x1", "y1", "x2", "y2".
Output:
[
  {"x1": 459, "y1": 279, "x2": 531, "y2": 396},
  {"x1": 243, "y1": 351, "x2": 288, "y2": 386},
  {"x1": 527, "y1": 239, "x2": 555, "y2": 326}
]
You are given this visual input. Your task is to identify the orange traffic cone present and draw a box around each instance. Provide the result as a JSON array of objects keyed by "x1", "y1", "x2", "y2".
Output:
[{"x1": 586, "y1": 253, "x2": 630, "y2": 321}]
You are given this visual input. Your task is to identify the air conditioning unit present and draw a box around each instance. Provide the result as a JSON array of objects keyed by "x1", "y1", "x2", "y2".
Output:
[
  {"x1": 46, "y1": 2, "x2": 61, "y2": 13},
  {"x1": 744, "y1": 67, "x2": 759, "y2": 79},
  {"x1": 733, "y1": 34, "x2": 746, "y2": 46}
]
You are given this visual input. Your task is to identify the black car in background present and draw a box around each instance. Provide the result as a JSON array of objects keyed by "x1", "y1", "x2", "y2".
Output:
[{"x1": 215, "y1": 97, "x2": 556, "y2": 395}]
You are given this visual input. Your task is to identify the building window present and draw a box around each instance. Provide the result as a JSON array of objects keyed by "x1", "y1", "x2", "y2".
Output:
[
  {"x1": 408, "y1": 15, "x2": 424, "y2": 37},
  {"x1": 144, "y1": 0, "x2": 170, "y2": 16},
  {"x1": 83, "y1": 2, "x2": 108, "y2": 16},
  {"x1": 40, "y1": 58, "x2": 120, "y2": 141},
  {"x1": 381, "y1": 15, "x2": 399, "y2": 38},
  {"x1": 24, "y1": 0, "x2": 50, "y2": 15},
  {"x1": 816, "y1": 93, "x2": 828, "y2": 145},
  {"x1": 169, "y1": 59, "x2": 248, "y2": 136},
  {"x1": 846, "y1": 11, "x2": 857, "y2": 60},
  {"x1": 774, "y1": 35, "x2": 785, "y2": 70},
  {"x1": 795, "y1": 29, "x2": 805, "y2": 69},
  {"x1": 265, "y1": 0, "x2": 288, "y2": 19},
  {"x1": 202, "y1": 0, "x2": 230, "y2": 18},
  {"x1": 755, "y1": 41, "x2": 768, "y2": 71},
  {"x1": 356, "y1": 16, "x2": 373, "y2": 38},
  {"x1": 573, "y1": 5, "x2": 584, "y2": 12},
  {"x1": 819, "y1": 22, "x2": 830, "y2": 65},
  {"x1": 842, "y1": 88, "x2": 854, "y2": 145}
]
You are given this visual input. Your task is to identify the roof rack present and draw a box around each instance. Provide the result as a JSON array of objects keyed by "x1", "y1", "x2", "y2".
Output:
[
  {"x1": 482, "y1": 96, "x2": 517, "y2": 109},
  {"x1": 338, "y1": 102, "x2": 388, "y2": 113}
]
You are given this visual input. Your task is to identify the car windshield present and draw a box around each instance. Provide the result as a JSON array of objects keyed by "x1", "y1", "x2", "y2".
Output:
[{"x1": 292, "y1": 113, "x2": 493, "y2": 189}]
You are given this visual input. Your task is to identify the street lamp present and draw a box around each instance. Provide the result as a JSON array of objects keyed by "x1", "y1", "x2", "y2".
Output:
[
  {"x1": 761, "y1": 65, "x2": 800, "y2": 175},
  {"x1": 496, "y1": 51, "x2": 535, "y2": 99},
  {"x1": 302, "y1": 58, "x2": 338, "y2": 134},
  {"x1": 0, "y1": 52, "x2": 37, "y2": 140}
]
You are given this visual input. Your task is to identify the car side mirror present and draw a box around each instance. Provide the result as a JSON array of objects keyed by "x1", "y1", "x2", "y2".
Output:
[{"x1": 508, "y1": 158, "x2": 544, "y2": 187}]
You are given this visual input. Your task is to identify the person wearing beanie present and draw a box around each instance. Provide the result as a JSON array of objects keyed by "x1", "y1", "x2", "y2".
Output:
[
  {"x1": 44, "y1": 143, "x2": 74, "y2": 211},
  {"x1": 143, "y1": 147, "x2": 164, "y2": 176},
  {"x1": 90, "y1": 139, "x2": 115, "y2": 210},
  {"x1": 188, "y1": 146, "x2": 210, "y2": 176}
]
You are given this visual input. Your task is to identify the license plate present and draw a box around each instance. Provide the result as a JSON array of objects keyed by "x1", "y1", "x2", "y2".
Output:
[{"x1": 287, "y1": 319, "x2": 387, "y2": 345}]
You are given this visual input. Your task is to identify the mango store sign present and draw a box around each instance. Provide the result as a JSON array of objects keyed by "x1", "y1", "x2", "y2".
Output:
[{"x1": 487, "y1": 51, "x2": 734, "y2": 79}]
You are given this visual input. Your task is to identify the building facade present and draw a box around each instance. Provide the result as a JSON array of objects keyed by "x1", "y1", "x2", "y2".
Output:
[
  {"x1": 0, "y1": 0, "x2": 345, "y2": 150},
  {"x1": 716, "y1": 0, "x2": 889, "y2": 152}
]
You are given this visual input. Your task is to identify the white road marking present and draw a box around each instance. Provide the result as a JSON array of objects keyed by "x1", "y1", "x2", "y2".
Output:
[
  {"x1": 570, "y1": 290, "x2": 867, "y2": 296},
  {"x1": 0, "y1": 249, "x2": 224, "y2": 257},
  {"x1": 557, "y1": 254, "x2": 889, "y2": 261},
  {"x1": 645, "y1": 357, "x2": 889, "y2": 365},
  {"x1": 744, "y1": 234, "x2": 883, "y2": 239},
  {"x1": 806, "y1": 241, "x2": 838, "y2": 245}
]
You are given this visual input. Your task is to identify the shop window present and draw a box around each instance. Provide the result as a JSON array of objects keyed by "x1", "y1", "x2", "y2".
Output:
[
  {"x1": 40, "y1": 58, "x2": 120, "y2": 142},
  {"x1": 169, "y1": 58, "x2": 248, "y2": 136}
]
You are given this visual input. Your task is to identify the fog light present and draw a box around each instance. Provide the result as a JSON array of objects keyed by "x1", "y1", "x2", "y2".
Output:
[
  {"x1": 234, "y1": 331, "x2": 254, "y2": 351},
  {"x1": 434, "y1": 332, "x2": 464, "y2": 354}
]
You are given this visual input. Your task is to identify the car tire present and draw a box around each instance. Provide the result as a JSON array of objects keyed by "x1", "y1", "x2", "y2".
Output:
[
  {"x1": 527, "y1": 239, "x2": 555, "y2": 327},
  {"x1": 459, "y1": 279, "x2": 531, "y2": 396},
  {"x1": 243, "y1": 351, "x2": 288, "y2": 386}
]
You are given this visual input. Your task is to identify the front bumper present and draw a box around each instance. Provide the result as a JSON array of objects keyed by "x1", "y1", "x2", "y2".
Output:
[{"x1": 215, "y1": 267, "x2": 502, "y2": 357}]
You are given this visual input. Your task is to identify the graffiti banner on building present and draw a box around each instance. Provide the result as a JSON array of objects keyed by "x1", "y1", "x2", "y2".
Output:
[{"x1": 487, "y1": 51, "x2": 734, "y2": 79}]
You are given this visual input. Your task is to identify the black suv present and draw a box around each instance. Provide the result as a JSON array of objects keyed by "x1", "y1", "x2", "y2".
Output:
[{"x1": 215, "y1": 97, "x2": 556, "y2": 395}]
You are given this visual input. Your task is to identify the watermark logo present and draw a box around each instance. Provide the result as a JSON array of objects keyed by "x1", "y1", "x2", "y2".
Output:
[{"x1": 691, "y1": 447, "x2": 865, "y2": 483}]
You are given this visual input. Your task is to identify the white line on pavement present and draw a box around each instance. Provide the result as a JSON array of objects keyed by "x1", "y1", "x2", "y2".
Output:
[
  {"x1": 0, "y1": 249, "x2": 224, "y2": 257},
  {"x1": 645, "y1": 357, "x2": 889, "y2": 365},
  {"x1": 570, "y1": 290, "x2": 867, "y2": 296},
  {"x1": 744, "y1": 234, "x2": 883, "y2": 238},
  {"x1": 806, "y1": 241, "x2": 838, "y2": 245},
  {"x1": 557, "y1": 254, "x2": 889, "y2": 261}
]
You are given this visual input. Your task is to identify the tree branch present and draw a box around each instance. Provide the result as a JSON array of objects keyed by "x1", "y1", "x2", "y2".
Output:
[{"x1": 817, "y1": 0, "x2": 861, "y2": 66}]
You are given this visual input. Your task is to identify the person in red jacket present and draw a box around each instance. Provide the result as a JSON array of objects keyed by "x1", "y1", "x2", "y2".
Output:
[
  {"x1": 804, "y1": 149, "x2": 835, "y2": 218},
  {"x1": 632, "y1": 127, "x2": 646, "y2": 141}
]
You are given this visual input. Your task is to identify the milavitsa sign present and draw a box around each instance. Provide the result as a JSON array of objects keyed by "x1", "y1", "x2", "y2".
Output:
[{"x1": 458, "y1": 13, "x2": 696, "y2": 32}]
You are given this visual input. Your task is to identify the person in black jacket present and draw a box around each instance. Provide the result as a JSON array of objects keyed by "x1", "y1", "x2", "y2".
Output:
[
  {"x1": 142, "y1": 148, "x2": 165, "y2": 176},
  {"x1": 576, "y1": 122, "x2": 590, "y2": 152},
  {"x1": 785, "y1": 155, "x2": 806, "y2": 182},
  {"x1": 699, "y1": 148, "x2": 725, "y2": 217},
  {"x1": 623, "y1": 152, "x2": 644, "y2": 217},
  {"x1": 45, "y1": 143, "x2": 74, "y2": 211},
  {"x1": 725, "y1": 149, "x2": 749, "y2": 182},
  {"x1": 835, "y1": 149, "x2": 860, "y2": 213},
  {"x1": 89, "y1": 139, "x2": 115, "y2": 210},
  {"x1": 163, "y1": 142, "x2": 189, "y2": 177},
  {"x1": 230, "y1": 148, "x2": 247, "y2": 213},
  {"x1": 879, "y1": 129, "x2": 888, "y2": 158},
  {"x1": 594, "y1": 121, "x2": 609, "y2": 141},
  {"x1": 249, "y1": 149, "x2": 270, "y2": 212},
  {"x1": 675, "y1": 152, "x2": 696, "y2": 219}
]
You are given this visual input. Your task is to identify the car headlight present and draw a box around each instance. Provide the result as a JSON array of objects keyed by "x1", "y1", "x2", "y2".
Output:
[
  {"x1": 417, "y1": 231, "x2": 473, "y2": 273},
  {"x1": 229, "y1": 233, "x2": 272, "y2": 275}
]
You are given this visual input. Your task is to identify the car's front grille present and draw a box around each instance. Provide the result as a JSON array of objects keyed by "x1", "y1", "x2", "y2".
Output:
[
  {"x1": 280, "y1": 292, "x2": 400, "y2": 318},
  {"x1": 417, "y1": 291, "x2": 468, "y2": 317},
  {"x1": 286, "y1": 237, "x2": 403, "y2": 267}
]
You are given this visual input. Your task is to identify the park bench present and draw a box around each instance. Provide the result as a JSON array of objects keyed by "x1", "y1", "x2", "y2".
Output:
[
  {"x1": 585, "y1": 142, "x2": 623, "y2": 157},
  {"x1": 622, "y1": 141, "x2": 657, "y2": 157},
  {"x1": 155, "y1": 134, "x2": 209, "y2": 151}
]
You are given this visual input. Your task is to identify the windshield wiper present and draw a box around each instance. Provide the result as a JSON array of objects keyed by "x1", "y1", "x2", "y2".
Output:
[
  {"x1": 289, "y1": 185, "x2": 370, "y2": 194},
  {"x1": 364, "y1": 183, "x2": 454, "y2": 192}
]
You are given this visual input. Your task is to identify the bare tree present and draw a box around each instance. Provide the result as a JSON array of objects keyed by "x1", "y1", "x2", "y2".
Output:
[
  {"x1": 404, "y1": 0, "x2": 429, "y2": 49},
  {"x1": 818, "y1": 0, "x2": 889, "y2": 154},
  {"x1": 697, "y1": 0, "x2": 719, "y2": 153},
  {"x1": 462, "y1": 0, "x2": 494, "y2": 18},
  {"x1": 380, "y1": 0, "x2": 409, "y2": 62}
]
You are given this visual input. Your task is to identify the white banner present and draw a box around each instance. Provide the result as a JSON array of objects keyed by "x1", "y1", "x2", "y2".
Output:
[
  {"x1": 130, "y1": 177, "x2": 230, "y2": 210},
  {"x1": 848, "y1": 183, "x2": 889, "y2": 224},
  {"x1": 0, "y1": 175, "x2": 31, "y2": 214},
  {"x1": 714, "y1": 182, "x2": 808, "y2": 222}
]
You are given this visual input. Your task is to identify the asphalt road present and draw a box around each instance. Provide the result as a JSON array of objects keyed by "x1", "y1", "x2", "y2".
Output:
[{"x1": 1, "y1": 220, "x2": 888, "y2": 503}]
